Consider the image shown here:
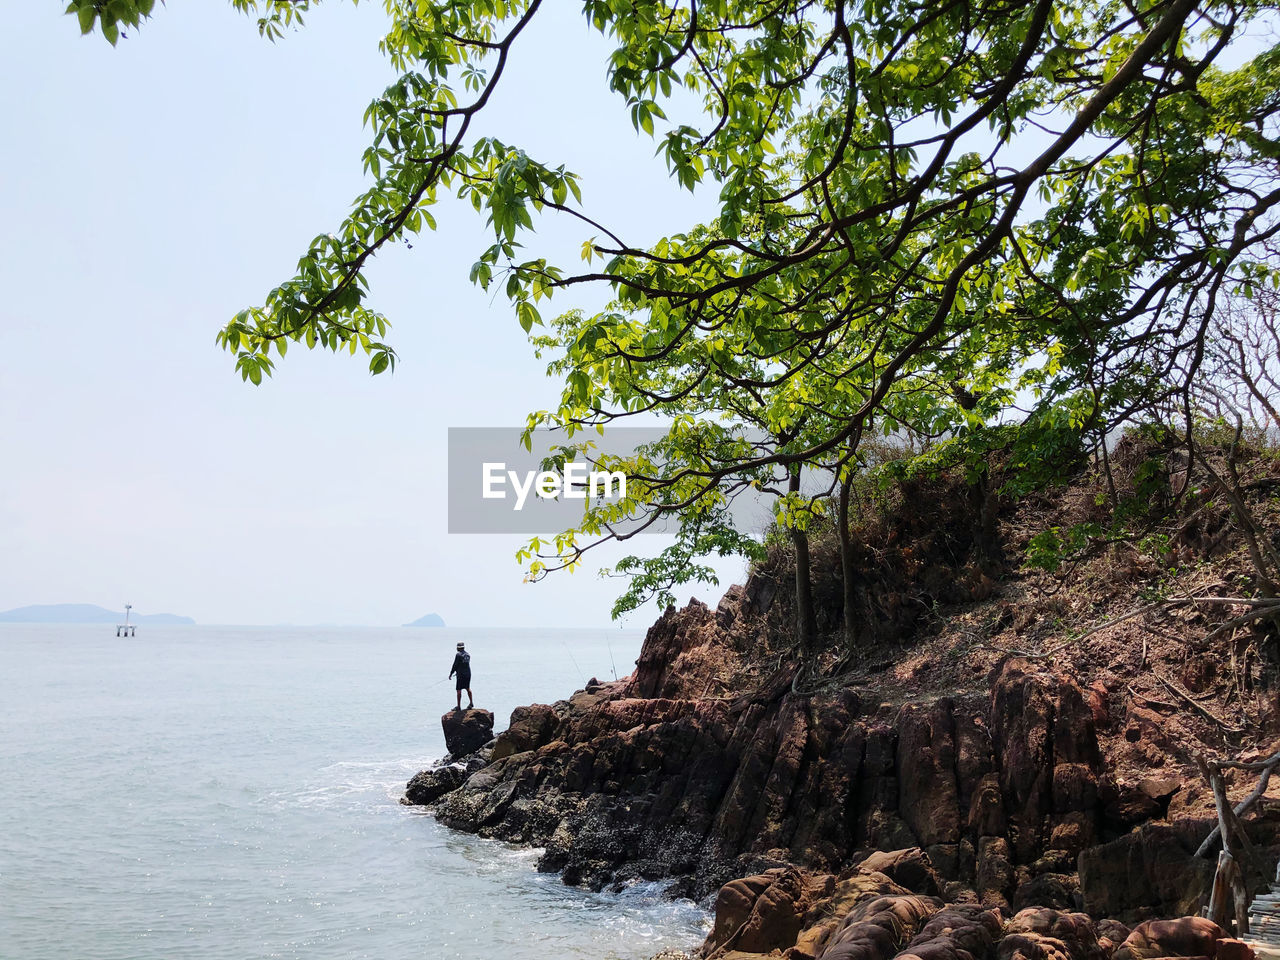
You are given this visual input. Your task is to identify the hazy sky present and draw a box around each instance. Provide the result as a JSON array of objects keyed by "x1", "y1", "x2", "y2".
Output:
[{"x1": 0, "y1": 2, "x2": 748, "y2": 627}]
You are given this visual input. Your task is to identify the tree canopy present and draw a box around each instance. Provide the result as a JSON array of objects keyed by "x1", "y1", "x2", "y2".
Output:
[{"x1": 76, "y1": 0, "x2": 1280, "y2": 618}]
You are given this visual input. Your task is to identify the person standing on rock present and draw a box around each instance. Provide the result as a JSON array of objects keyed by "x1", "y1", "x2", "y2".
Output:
[{"x1": 449, "y1": 641, "x2": 473, "y2": 710}]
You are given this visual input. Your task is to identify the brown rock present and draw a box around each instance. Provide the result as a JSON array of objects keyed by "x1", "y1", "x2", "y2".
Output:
[
  {"x1": 1047, "y1": 811, "x2": 1095, "y2": 856},
  {"x1": 897, "y1": 700, "x2": 961, "y2": 847},
  {"x1": 896, "y1": 905, "x2": 1002, "y2": 960},
  {"x1": 975, "y1": 836, "x2": 1014, "y2": 908},
  {"x1": 1085, "y1": 683, "x2": 1110, "y2": 729},
  {"x1": 1112, "y1": 918, "x2": 1227, "y2": 960},
  {"x1": 441, "y1": 708, "x2": 494, "y2": 758},
  {"x1": 711, "y1": 872, "x2": 777, "y2": 947},
  {"x1": 968, "y1": 773, "x2": 1006, "y2": 837},
  {"x1": 628, "y1": 599, "x2": 733, "y2": 700},
  {"x1": 1004, "y1": 907, "x2": 1105, "y2": 960},
  {"x1": 716, "y1": 584, "x2": 746, "y2": 630},
  {"x1": 489, "y1": 703, "x2": 559, "y2": 761},
  {"x1": 1012, "y1": 873, "x2": 1080, "y2": 912},
  {"x1": 997, "y1": 931, "x2": 1075, "y2": 960},
  {"x1": 1052, "y1": 764, "x2": 1099, "y2": 812},
  {"x1": 821, "y1": 894, "x2": 941, "y2": 960},
  {"x1": 856, "y1": 849, "x2": 942, "y2": 895},
  {"x1": 1095, "y1": 920, "x2": 1131, "y2": 947},
  {"x1": 707, "y1": 867, "x2": 834, "y2": 956},
  {"x1": 789, "y1": 871, "x2": 912, "y2": 959},
  {"x1": 1214, "y1": 939, "x2": 1255, "y2": 960},
  {"x1": 1078, "y1": 824, "x2": 1215, "y2": 920},
  {"x1": 989, "y1": 659, "x2": 1102, "y2": 863}
]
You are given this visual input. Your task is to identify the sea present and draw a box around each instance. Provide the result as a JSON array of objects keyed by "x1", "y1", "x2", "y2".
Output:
[{"x1": 0, "y1": 625, "x2": 710, "y2": 960}]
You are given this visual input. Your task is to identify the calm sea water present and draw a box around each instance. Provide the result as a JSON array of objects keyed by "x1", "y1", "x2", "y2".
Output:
[{"x1": 0, "y1": 625, "x2": 709, "y2": 960}]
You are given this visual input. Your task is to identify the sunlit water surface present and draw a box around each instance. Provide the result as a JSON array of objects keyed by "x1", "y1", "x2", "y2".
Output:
[{"x1": 0, "y1": 625, "x2": 709, "y2": 959}]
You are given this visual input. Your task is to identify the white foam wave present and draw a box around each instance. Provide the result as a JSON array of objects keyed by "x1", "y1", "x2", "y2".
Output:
[{"x1": 259, "y1": 757, "x2": 426, "y2": 810}]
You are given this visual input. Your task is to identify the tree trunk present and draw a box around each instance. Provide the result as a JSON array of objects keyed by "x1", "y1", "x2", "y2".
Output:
[
  {"x1": 790, "y1": 469, "x2": 818, "y2": 657},
  {"x1": 969, "y1": 464, "x2": 1003, "y2": 570},
  {"x1": 838, "y1": 473, "x2": 859, "y2": 650}
]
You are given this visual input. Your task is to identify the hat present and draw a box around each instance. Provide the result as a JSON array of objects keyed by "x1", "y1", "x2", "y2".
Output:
[{"x1": 456, "y1": 642, "x2": 465, "y2": 649}]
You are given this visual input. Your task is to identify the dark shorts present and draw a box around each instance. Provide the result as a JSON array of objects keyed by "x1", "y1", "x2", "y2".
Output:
[{"x1": 455, "y1": 673, "x2": 471, "y2": 691}]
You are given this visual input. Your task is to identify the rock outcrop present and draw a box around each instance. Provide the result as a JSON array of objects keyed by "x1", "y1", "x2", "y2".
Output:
[
  {"x1": 405, "y1": 751, "x2": 488, "y2": 806},
  {"x1": 405, "y1": 591, "x2": 1280, "y2": 925},
  {"x1": 441, "y1": 708, "x2": 494, "y2": 759}
]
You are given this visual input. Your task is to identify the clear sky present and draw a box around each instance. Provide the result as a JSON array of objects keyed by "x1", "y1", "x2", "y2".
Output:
[{"x1": 0, "y1": 2, "x2": 749, "y2": 627}]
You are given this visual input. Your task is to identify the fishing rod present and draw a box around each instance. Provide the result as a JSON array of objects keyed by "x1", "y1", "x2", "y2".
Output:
[{"x1": 561, "y1": 638, "x2": 586, "y2": 685}]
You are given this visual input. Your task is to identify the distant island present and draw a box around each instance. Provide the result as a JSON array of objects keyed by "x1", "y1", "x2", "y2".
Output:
[
  {"x1": 0, "y1": 604, "x2": 195, "y2": 625},
  {"x1": 403, "y1": 613, "x2": 446, "y2": 627}
]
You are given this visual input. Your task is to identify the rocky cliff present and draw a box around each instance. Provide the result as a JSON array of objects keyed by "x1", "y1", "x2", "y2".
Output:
[
  {"x1": 403, "y1": 439, "x2": 1280, "y2": 953},
  {"x1": 406, "y1": 585, "x2": 1276, "y2": 923}
]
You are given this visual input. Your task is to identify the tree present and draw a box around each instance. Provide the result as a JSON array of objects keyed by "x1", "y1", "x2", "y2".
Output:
[
  {"x1": 1152, "y1": 258, "x2": 1280, "y2": 601},
  {"x1": 77, "y1": 0, "x2": 1280, "y2": 625},
  {"x1": 67, "y1": 0, "x2": 315, "y2": 45}
]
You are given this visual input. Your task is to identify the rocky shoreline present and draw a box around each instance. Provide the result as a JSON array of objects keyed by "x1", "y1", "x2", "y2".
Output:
[{"x1": 403, "y1": 586, "x2": 1278, "y2": 959}]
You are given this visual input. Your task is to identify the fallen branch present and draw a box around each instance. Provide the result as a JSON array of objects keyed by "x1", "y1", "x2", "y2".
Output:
[
  {"x1": 1126, "y1": 682, "x2": 1179, "y2": 710},
  {"x1": 1044, "y1": 598, "x2": 1190, "y2": 655},
  {"x1": 1202, "y1": 603, "x2": 1280, "y2": 643},
  {"x1": 1153, "y1": 671, "x2": 1246, "y2": 735},
  {"x1": 974, "y1": 643, "x2": 1051, "y2": 659},
  {"x1": 1196, "y1": 746, "x2": 1280, "y2": 856},
  {"x1": 1038, "y1": 589, "x2": 1280, "y2": 659}
]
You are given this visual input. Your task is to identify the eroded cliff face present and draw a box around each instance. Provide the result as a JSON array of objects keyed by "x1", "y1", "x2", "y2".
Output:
[{"x1": 406, "y1": 588, "x2": 1278, "y2": 922}]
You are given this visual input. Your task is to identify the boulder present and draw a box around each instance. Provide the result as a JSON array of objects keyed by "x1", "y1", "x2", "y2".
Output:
[
  {"x1": 976, "y1": 836, "x2": 1014, "y2": 908},
  {"x1": 1003, "y1": 907, "x2": 1105, "y2": 960},
  {"x1": 1012, "y1": 873, "x2": 1079, "y2": 911},
  {"x1": 821, "y1": 894, "x2": 942, "y2": 960},
  {"x1": 1077, "y1": 824, "x2": 1215, "y2": 920},
  {"x1": 490, "y1": 703, "x2": 559, "y2": 761},
  {"x1": 1214, "y1": 940, "x2": 1255, "y2": 960},
  {"x1": 856, "y1": 849, "x2": 941, "y2": 896},
  {"x1": 1111, "y1": 918, "x2": 1227, "y2": 960},
  {"x1": 706, "y1": 867, "x2": 834, "y2": 956},
  {"x1": 899, "y1": 905, "x2": 1003, "y2": 960},
  {"x1": 441, "y1": 708, "x2": 494, "y2": 758},
  {"x1": 1095, "y1": 919, "x2": 1132, "y2": 948},
  {"x1": 404, "y1": 763, "x2": 466, "y2": 805}
]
